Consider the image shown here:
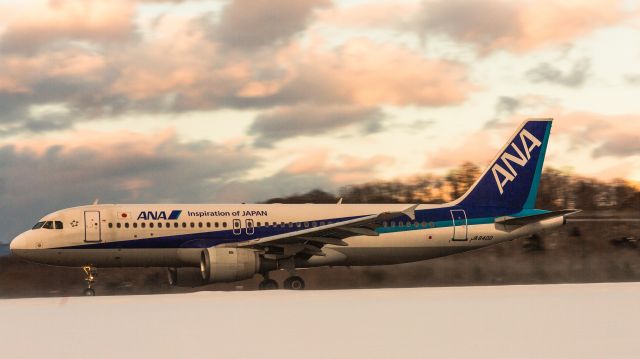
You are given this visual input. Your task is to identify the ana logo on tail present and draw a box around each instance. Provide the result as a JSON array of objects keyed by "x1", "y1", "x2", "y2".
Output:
[{"x1": 492, "y1": 129, "x2": 542, "y2": 195}]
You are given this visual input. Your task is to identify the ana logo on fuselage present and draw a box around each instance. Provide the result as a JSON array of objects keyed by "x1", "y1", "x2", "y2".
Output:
[
  {"x1": 137, "y1": 210, "x2": 182, "y2": 220},
  {"x1": 492, "y1": 129, "x2": 542, "y2": 195}
]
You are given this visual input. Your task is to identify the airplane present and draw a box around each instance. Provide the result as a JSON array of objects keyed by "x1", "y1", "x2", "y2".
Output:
[{"x1": 10, "y1": 119, "x2": 579, "y2": 296}]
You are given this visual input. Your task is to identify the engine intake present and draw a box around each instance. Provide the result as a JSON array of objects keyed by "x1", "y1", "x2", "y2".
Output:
[{"x1": 200, "y1": 247, "x2": 260, "y2": 283}]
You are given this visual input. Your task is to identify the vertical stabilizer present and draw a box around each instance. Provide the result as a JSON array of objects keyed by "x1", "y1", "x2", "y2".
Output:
[{"x1": 453, "y1": 119, "x2": 552, "y2": 211}]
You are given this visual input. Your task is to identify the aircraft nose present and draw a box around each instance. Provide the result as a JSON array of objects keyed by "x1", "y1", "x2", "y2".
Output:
[{"x1": 10, "y1": 233, "x2": 28, "y2": 253}]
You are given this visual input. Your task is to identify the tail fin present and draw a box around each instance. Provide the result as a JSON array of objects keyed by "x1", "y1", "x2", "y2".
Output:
[{"x1": 454, "y1": 119, "x2": 552, "y2": 211}]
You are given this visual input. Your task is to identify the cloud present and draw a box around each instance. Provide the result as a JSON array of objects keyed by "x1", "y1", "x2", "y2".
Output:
[
  {"x1": 526, "y1": 58, "x2": 591, "y2": 87},
  {"x1": 485, "y1": 95, "x2": 559, "y2": 128},
  {"x1": 317, "y1": 1, "x2": 417, "y2": 29},
  {"x1": 0, "y1": 8, "x2": 473, "y2": 137},
  {"x1": 212, "y1": 0, "x2": 330, "y2": 50},
  {"x1": 0, "y1": 0, "x2": 136, "y2": 54},
  {"x1": 271, "y1": 39, "x2": 473, "y2": 107},
  {"x1": 248, "y1": 105, "x2": 385, "y2": 147},
  {"x1": 416, "y1": 0, "x2": 632, "y2": 54},
  {"x1": 284, "y1": 150, "x2": 395, "y2": 184},
  {"x1": 553, "y1": 112, "x2": 640, "y2": 158},
  {"x1": 593, "y1": 136, "x2": 640, "y2": 158},
  {"x1": 426, "y1": 130, "x2": 497, "y2": 169},
  {"x1": 0, "y1": 129, "x2": 258, "y2": 242}
]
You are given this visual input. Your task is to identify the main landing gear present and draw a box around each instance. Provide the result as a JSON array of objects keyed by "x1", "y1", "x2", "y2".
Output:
[
  {"x1": 258, "y1": 273, "x2": 305, "y2": 290},
  {"x1": 283, "y1": 276, "x2": 305, "y2": 290},
  {"x1": 82, "y1": 266, "x2": 97, "y2": 296}
]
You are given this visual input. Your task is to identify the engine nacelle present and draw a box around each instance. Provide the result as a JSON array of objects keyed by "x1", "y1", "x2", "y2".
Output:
[{"x1": 200, "y1": 247, "x2": 260, "y2": 283}]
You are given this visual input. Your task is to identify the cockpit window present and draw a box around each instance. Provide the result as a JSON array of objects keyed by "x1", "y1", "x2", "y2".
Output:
[
  {"x1": 42, "y1": 221, "x2": 54, "y2": 229},
  {"x1": 32, "y1": 221, "x2": 45, "y2": 230},
  {"x1": 55, "y1": 221, "x2": 63, "y2": 229}
]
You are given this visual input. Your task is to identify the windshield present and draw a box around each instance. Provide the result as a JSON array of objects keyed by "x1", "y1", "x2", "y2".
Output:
[{"x1": 32, "y1": 221, "x2": 45, "y2": 230}]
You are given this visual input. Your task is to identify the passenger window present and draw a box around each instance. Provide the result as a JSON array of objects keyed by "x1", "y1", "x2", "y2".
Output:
[
  {"x1": 198, "y1": 222, "x2": 202, "y2": 228},
  {"x1": 174, "y1": 222, "x2": 179, "y2": 228},
  {"x1": 117, "y1": 223, "x2": 122, "y2": 229},
  {"x1": 125, "y1": 223, "x2": 130, "y2": 229},
  {"x1": 150, "y1": 223, "x2": 154, "y2": 228},
  {"x1": 42, "y1": 221, "x2": 53, "y2": 229},
  {"x1": 54, "y1": 221, "x2": 63, "y2": 229},
  {"x1": 190, "y1": 222, "x2": 195, "y2": 228},
  {"x1": 257, "y1": 222, "x2": 261, "y2": 227},
  {"x1": 166, "y1": 222, "x2": 170, "y2": 228},
  {"x1": 304, "y1": 222, "x2": 309, "y2": 228},
  {"x1": 108, "y1": 223, "x2": 113, "y2": 229},
  {"x1": 383, "y1": 221, "x2": 388, "y2": 227},
  {"x1": 215, "y1": 222, "x2": 219, "y2": 228},
  {"x1": 390, "y1": 221, "x2": 395, "y2": 227},
  {"x1": 206, "y1": 222, "x2": 211, "y2": 228},
  {"x1": 421, "y1": 221, "x2": 427, "y2": 228},
  {"x1": 182, "y1": 222, "x2": 187, "y2": 228},
  {"x1": 141, "y1": 222, "x2": 146, "y2": 228},
  {"x1": 133, "y1": 222, "x2": 138, "y2": 228},
  {"x1": 222, "y1": 222, "x2": 227, "y2": 228},
  {"x1": 158, "y1": 222, "x2": 162, "y2": 228}
]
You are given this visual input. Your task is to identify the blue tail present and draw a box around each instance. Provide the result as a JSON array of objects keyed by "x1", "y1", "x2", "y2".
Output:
[{"x1": 454, "y1": 119, "x2": 552, "y2": 212}]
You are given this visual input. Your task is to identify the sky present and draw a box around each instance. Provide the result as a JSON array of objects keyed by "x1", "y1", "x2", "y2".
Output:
[{"x1": 0, "y1": 0, "x2": 639, "y2": 241}]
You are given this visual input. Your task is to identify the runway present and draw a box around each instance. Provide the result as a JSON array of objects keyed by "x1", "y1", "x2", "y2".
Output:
[{"x1": 1, "y1": 283, "x2": 638, "y2": 358}]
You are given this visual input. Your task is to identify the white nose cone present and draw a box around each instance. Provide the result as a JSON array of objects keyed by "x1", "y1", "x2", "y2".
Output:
[{"x1": 9, "y1": 233, "x2": 27, "y2": 253}]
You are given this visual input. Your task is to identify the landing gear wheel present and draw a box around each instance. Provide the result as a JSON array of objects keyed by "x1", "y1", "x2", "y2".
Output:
[
  {"x1": 83, "y1": 288, "x2": 95, "y2": 296},
  {"x1": 284, "y1": 276, "x2": 305, "y2": 290},
  {"x1": 258, "y1": 279, "x2": 279, "y2": 290}
]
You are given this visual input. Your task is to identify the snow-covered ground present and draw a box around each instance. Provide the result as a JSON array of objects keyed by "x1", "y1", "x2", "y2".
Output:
[{"x1": 1, "y1": 283, "x2": 638, "y2": 359}]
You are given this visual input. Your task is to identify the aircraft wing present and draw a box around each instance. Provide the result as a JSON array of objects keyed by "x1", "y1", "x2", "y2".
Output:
[
  {"x1": 495, "y1": 209, "x2": 581, "y2": 226},
  {"x1": 237, "y1": 204, "x2": 418, "y2": 257}
]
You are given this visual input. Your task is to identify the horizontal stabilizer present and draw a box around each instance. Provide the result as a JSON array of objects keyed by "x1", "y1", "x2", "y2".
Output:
[{"x1": 496, "y1": 209, "x2": 581, "y2": 226}]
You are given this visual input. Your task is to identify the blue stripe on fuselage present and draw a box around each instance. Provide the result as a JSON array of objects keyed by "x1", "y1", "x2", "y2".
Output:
[{"x1": 55, "y1": 206, "x2": 542, "y2": 250}]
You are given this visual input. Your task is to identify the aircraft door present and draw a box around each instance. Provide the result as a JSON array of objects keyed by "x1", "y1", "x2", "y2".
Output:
[
  {"x1": 84, "y1": 211, "x2": 102, "y2": 242},
  {"x1": 233, "y1": 219, "x2": 242, "y2": 235},
  {"x1": 245, "y1": 219, "x2": 254, "y2": 235},
  {"x1": 450, "y1": 209, "x2": 467, "y2": 241}
]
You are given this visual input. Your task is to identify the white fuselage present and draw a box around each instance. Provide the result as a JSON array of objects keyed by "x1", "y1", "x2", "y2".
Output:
[{"x1": 10, "y1": 203, "x2": 564, "y2": 269}]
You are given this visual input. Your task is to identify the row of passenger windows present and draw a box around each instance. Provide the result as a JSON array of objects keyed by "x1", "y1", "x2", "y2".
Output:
[
  {"x1": 32, "y1": 221, "x2": 63, "y2": 230},
  {"x1": 106, "y1": 220, "x2": 435, "y2": 230},
  {"x1": 109, "y1": 221, "x2": 228, "y2": 229}
]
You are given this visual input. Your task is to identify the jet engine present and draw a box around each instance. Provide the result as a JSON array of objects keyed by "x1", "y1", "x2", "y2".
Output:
[{"x1": 200, "y1": 247, "x2": 260, "y2": 283}]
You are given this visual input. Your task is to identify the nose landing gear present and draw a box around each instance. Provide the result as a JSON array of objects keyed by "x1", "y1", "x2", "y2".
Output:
[{"x1": 82, "y1": 266, "x2": 97, "y2": 296}]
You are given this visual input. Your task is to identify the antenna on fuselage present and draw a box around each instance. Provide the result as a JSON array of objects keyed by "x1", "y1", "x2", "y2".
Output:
[
  {"x1": 92, "y1": 198, "x2": 99, "y2": 205},
  {"x1": 337, "y1": 198, "x2": 343, "y2": 204}
]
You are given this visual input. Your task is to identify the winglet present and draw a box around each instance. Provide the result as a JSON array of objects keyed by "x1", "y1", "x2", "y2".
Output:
[{"x1": 402, "y1": 204, "x2": 419, "y2": 221}]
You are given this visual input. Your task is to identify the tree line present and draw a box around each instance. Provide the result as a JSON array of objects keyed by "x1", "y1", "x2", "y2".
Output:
[{"x1": 265, "y1": 163, "x2": 640, "y2": 212}]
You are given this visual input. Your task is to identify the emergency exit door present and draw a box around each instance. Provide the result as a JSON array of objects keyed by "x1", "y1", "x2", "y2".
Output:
[
  {"x1": 84, "y1": 211, "x2": 101, "y2": 242},
  {"x1": 450, "y1": 209, "x2": 468, "y2": 241}
]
